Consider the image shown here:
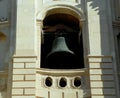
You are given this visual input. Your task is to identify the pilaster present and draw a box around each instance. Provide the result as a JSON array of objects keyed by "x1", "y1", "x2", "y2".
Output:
[
  {"x1": 88, "y1": 56, "x2": 116, "y2": 98},
  {"x1": 86, "y1": 0, "x2": 117, "y2": 97},
  {"x1": 15, "y1": 0, "x2": 36, "y2": 56}
]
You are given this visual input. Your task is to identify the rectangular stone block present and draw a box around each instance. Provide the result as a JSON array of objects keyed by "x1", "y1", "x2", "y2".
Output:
[
  {"x1": 91, "y1": 88, "x2": 116, "y2": 95},
  {"x1": 13, "y1": 75, "x2": 24, "y2": 81},
  {"x1": 13, "y1": 81, "x2": 35, "y2": 88},
  {"x1": 24, "y1": 88, "x2": 35, "y2": 95},
  {"x1": 90, "y1": 75, "x2": 114, "y2": 81},
  {"x1": 13, "y1": 63, "x2": 24, "y2": 68},
  {"x1": 89, "y1": 63, "x2": 112, "y2": 68},
  {"x1": 12, "y1": 89, "x2": 23, "y2": 95},
  {"x1": 36, "y1": 89, "x2": 48, "y2": 98},
  {"x1": 25, "y1": 75, "x2": 35, "y2": 80},
  {"x1": 50, "y1": 91, "x2": 62, "y2": 98},
  {"x1": 25, "y1": 63, "x2": 35, "y2": 68},
  {"x1": 13, "y1": 69, "x2": 35, "y2": 75},
  {"x1": 13, "y1": 58, "x2": 36, "y2": 63},
  {"x1": 88, "y1": 57, "x2": 112, "y2": 63},
  {"x1": 90, "y1": 69, "x2": 113, "y2": 75},
  {"x1": 90, "y1": 81, "x2": 115, "y2": 88},
  {"x1": 64, "y1": 92, "x2": 76, "y2": 98}
]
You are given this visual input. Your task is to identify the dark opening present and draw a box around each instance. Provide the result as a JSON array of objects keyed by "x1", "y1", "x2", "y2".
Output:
[
  {"x1": 41, "y1": 13, "x2": 84, "y2": 69},
  {"x1": 59, "y1": 78, "x2": 67, "y2": 87},
  {"x1": 45, "y1": 77, "x2": 52, "y2": 87},
  {"x1": 74, "y1": 77, "x2": 81, "y2": 87}
]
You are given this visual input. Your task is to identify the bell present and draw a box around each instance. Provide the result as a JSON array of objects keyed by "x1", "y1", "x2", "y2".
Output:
[{"x1": 46, "y1": 36, "x2": 78, "y2": 69}]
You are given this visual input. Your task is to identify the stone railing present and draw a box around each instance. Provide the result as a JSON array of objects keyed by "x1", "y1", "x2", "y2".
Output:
[
  {"x1": 36, "y1": 68, "x2": 90, "y2": 98},
  {"x1": 0, "y1": 71, "x2": 8, "y2": 91}
]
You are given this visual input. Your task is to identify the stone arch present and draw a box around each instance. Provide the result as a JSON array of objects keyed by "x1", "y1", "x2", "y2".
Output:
[
  {"x1": 36, "y1": 4, "x2": 85, "y2": 23},
  {"x1": 36, "y1": 3, "x2": 87, "y2": 69}
]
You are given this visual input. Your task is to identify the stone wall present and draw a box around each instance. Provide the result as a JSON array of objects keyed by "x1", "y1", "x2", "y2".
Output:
[{"x1": 11, "y1": 57, "x2": 36, "y2": 98}]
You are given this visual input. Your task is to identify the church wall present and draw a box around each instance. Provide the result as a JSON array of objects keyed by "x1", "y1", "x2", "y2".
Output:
[
  {"x1": 87, "y1": 0, "x2": 117, "y2": 97},
  {"x1": 0, "y1": 0, "x2": 119, "y2": 98},
  {"x1": 11, "y1": 0, "x2": 37, "y2": 98}
]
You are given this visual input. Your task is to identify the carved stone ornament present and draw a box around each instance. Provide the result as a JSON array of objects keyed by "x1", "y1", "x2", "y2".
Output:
[{"x1": 0, "y1": 78, "x2": 7, "y2": 91}]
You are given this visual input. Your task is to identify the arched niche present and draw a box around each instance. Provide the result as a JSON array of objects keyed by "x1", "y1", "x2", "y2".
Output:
[
  {"x1": 37, "y1": 5, "x2": 85, "y2": 22},
  {"x1": 36, "y1": 5, "x2": 86, "y2": 69}
]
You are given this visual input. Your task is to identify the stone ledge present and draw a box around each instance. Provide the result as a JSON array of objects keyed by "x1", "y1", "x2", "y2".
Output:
[{"x1": 36, "y1": 68, "x2": 88, "y2": 76}]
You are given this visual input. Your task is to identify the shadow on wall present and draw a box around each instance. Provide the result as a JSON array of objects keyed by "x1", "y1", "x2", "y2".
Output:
[
  {"x1": 77, "y1": 0, "x2": 115, "y2": 98},
  {"x1": 87, "y1": 0, "x2": 111, "y2": 55}
]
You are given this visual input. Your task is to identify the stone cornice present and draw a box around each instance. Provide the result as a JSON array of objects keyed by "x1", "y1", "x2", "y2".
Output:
[{"x1": 36, "y1": 68, "x2": 88, "y2": 76}]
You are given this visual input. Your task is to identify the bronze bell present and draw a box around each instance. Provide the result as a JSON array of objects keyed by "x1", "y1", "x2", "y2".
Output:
[{"x1": 46, "y1": 36, "x2": 79, "y2": 69}]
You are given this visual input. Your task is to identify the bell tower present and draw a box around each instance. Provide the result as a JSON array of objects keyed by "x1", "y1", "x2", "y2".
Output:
[
  {"x1": 36, "y1": 0, "x2": 90, "y2": 98},
  {"x1": 0, "y1": 0, "x2": 118, "y2": 98}
]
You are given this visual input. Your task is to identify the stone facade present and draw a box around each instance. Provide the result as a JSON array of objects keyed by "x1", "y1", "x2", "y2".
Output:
[{"x1": 0, "y1": 0, "x2": 120, "y2": 98}]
